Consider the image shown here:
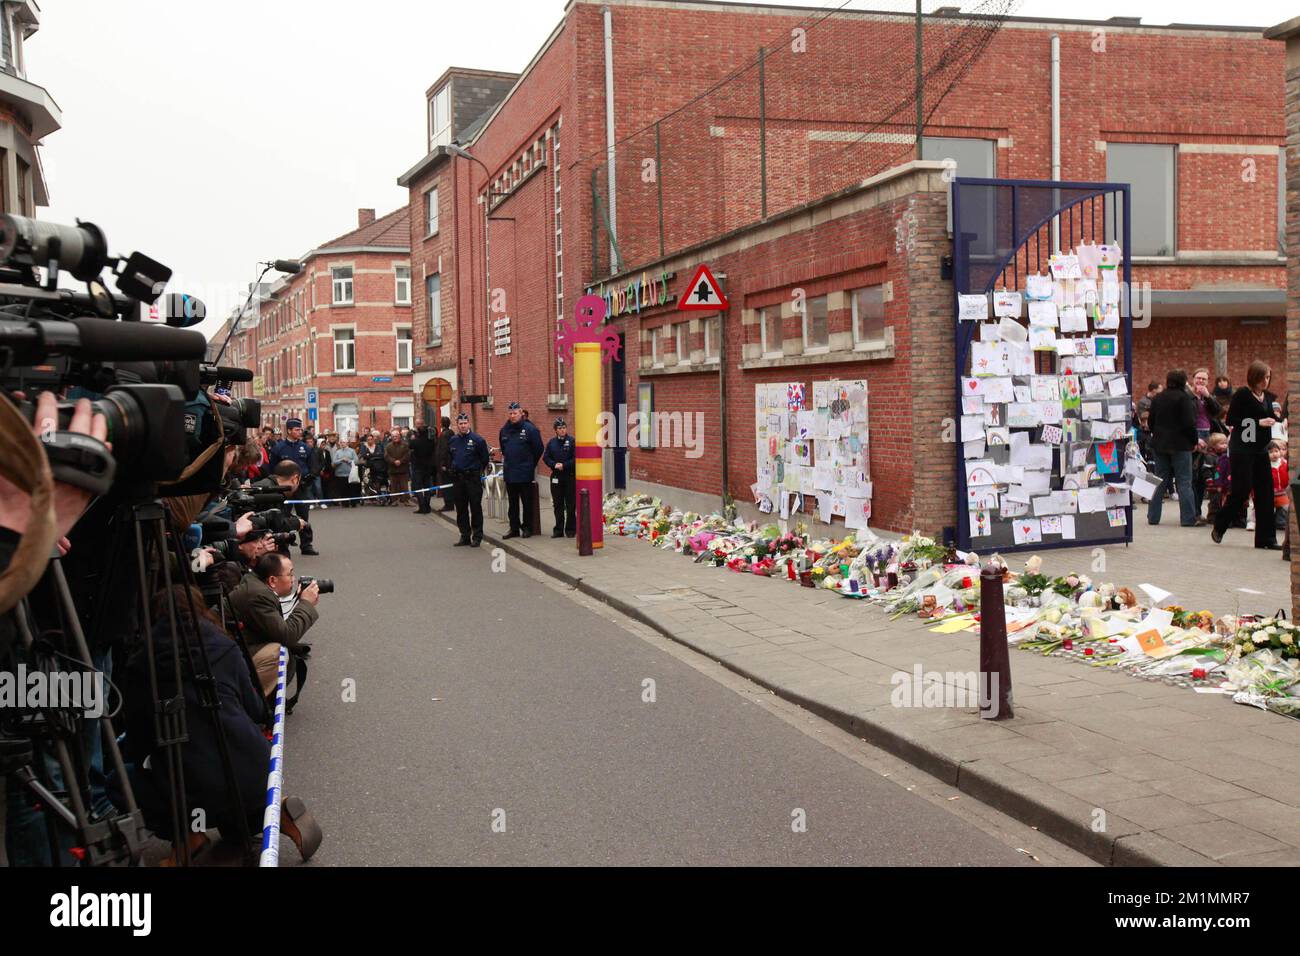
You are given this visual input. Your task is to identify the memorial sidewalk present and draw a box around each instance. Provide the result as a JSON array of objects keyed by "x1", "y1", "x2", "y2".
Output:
[{"x1": 430, "y1": 510, "x2": 1300, "y2": 867}]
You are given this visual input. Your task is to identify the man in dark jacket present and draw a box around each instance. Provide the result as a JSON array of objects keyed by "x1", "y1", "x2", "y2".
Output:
[
  {"x1": 543, "y1": 418, "x2": 577, "y2": 537},
  {"x1": 409, "y1": 421, "x2": 437, "y2": 514},
  {"x1": 448, "y1": 412, "x2": 490, "y2": 546},
  {"x1": 268, "y1": 418, "x2": 318, "y2": 554},
  {"x1": 228, "y1": 552, "x2": 320, "y2": 697},
  {"x1": 1147, "y1": 368, "x2": 1200, "y2": 528},
  {"x1": 436, "y1": 416, "x2": 454, "y2": 511},
  {"x1": 498, "y1": 401, "x2": 544, "y2": 538}
]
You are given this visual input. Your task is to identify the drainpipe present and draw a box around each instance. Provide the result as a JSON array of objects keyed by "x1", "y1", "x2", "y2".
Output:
[
  {"x1": 603, "y1": 5, "x2": 618, "y2": 270},
  {"x1": 1051, "y1": 33, "x2": 1061, "y2": 253}
]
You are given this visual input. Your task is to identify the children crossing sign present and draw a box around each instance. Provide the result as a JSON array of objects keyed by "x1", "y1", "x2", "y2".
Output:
[{"x1": 677, "y1": 263, "x2": 728, "y2": 311}]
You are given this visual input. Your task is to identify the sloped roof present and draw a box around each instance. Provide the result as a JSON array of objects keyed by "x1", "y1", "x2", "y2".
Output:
[{"x1": 314, "y1": 206, "x2": 409, "y2": 254}]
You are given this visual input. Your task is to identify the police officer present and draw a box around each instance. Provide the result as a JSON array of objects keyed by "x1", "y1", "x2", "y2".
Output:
[
  {"x1": 268, "y1": 418, "x2": 318, "y2": 555},
  {"x1": 448, "y1": 412, "x2": 489, "y2": 547},
  {"x1": 542, "y1": 418, "x2": 577, "y2": 538},
  {"x1": 498, "y1": 401, "x2": 543, "y2": 539}
]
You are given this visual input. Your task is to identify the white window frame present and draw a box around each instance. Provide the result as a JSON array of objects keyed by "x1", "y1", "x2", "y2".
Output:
[
  {"x1": 331, "y1": 266, "x2": 354, "y2": 305},
  {"x1": 651, "y1": 326, "x2": 663, "y2": 368},
  {"x1": 851, "y1": 285, "x2": 886, "y2": 348},
  {"x1": 675, "y1": 322, "x2": 690, "y2": 366},
  {"x1": 333, "y1": 327, "x2": 356, "y2": 373},
  {"x1": 426, "y1": 273, "x2": 442, "y2": 343},
  {"x1": 395, "y1": 265, "x2": 411, "y2": 305},
  {"x1": 428, "y1": 85, "x2": 451, "y2": 152},
  {"x1": 802, "y1": 295, "x2": 829, "y2": 354},
  {"x1": 759, "y1": 307, "x2": 782, "y2": 358},
  {"x1": 704, "y1": 316, "x2": 721, "y2": 362},
  {"x1": 425, "y1": 187, "x2": 439, "y2": 237},
  {"x1": 396, "y1": 326, "x2": 413, "y2": 373}
]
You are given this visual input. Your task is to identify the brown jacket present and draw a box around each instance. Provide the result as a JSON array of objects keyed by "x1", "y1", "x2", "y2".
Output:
[
  {"x1": 228, "y1": 574, "x2": 318, "y2": 655},
  {"x1": 385, "y1": 439, "x2": 411, "y2": 475}
]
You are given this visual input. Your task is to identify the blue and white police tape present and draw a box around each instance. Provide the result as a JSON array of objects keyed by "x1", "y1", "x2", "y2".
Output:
[
  {"x1": 258, "y1": 645, "x2": 289, "y2": 867},
  {"x1": 282, "y1": 484, "x2": 453, "y2": 506}
]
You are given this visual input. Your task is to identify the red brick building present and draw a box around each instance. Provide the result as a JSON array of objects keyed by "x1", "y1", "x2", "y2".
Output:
[
  {"x1": 396, "y1": 0, "x2": 1286, "y2": 537},
  {"x1": 252, "y1": 207, "x2": 414, "y2": 438}
]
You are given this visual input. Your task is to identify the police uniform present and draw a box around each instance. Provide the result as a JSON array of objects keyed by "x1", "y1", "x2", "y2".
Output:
[
  {"x1": 542, "y1": 421, "x2": 577, "y2": 537},
  {"x1": 268, "y1": 420, "x2": 316, "y2": 554},
  {"x1": 448, "y1": 418, "x2": 490, "y2": 545},
  {"x1": 498, "y1": 403, "x2": 544, "y2": 537}
]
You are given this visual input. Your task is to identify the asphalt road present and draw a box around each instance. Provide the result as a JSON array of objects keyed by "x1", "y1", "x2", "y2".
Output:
[{"x1": 281, "y1": 502, "x2": 1035, "y2": 866}]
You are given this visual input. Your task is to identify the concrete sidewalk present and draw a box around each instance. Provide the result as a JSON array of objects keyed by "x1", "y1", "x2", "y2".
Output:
[{"x1": 429, "y1": 508, "x2": 1300, "y2": 867}]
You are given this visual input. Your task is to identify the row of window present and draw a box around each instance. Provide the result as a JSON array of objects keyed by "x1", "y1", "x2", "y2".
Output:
[
  {"x1": 330, "y1": 328, "x2": 414, "y2": 374},
  {"x1": 927, "y1": 135, "x2": 1286, "y2": 257},
  {"x1": 650, "y1": 316, "x2": 722, "y2": 368},
  {"x1": 756, "y1": 285, "x2": 886, "y2": 357}
]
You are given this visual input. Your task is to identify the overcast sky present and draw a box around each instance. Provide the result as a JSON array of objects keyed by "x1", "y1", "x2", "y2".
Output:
[{"x1": 32, "y1": 0, "x2": 1297, "y2": 344}]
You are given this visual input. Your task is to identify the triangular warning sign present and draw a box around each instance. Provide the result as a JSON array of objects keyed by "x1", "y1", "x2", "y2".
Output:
[{"x1": 677, "y1": 263, "x2": 728, "y2": 311}]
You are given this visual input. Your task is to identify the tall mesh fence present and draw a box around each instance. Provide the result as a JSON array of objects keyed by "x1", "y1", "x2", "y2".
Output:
[{"x1": 581, "y1": 0, "x2": 1020, "y2": 280}]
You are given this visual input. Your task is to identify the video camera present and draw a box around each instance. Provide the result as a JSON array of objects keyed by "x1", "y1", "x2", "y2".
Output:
[{"x1": 0, "y1": 214, "x2": 239, "y2": 494}]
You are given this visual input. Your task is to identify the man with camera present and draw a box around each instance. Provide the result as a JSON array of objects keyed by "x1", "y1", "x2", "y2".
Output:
[
  {"x1": 227, "y1": 551, "x2": 320, "y2": 698},
  {"x1": 267, "y1": 418, "x2": 319, "y2": 555}
]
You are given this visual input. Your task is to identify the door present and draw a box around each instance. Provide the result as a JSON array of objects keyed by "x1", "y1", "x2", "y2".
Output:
[{"x1": 610, "y1": 332, "x2": 626, "y2": 489}]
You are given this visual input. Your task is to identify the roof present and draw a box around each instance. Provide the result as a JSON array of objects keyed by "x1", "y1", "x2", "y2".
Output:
[{"x1": 314, "y1": 206, "x2": 409, "y2": 252}]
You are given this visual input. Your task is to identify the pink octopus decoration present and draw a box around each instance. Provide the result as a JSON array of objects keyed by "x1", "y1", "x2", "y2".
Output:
[{"x1": 555, "y1": 293, "x2": 621, "y2": 364}]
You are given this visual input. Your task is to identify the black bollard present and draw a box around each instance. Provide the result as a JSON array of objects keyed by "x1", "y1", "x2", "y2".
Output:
[
  {"x1": 529, "y1": 482, "x2": 542, "y2": 535},
  {"x1": 577, "y1": 488, "x2": 593, "y2": 557},
  {"x1": 978, "y1": 562, "x2": 1013, "y2": 720}
]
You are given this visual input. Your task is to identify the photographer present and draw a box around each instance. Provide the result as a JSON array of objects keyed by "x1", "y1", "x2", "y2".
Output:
[
  {"x1": 267, "y1": 418, "x2": 319, "y2": 555},
  {"x1": 227, "y1": 551, "x2": 319, "y2": 697}
]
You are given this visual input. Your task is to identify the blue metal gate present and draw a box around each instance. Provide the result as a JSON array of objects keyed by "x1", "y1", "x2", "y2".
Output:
[{"x1": 952, "y1": 177, "x2": 1133, "y2": 554}]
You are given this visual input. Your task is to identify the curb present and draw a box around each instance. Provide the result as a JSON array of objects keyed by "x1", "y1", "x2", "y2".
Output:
[{"x1": 428, "y1": 509, "x2": 1214, "y2": 867}]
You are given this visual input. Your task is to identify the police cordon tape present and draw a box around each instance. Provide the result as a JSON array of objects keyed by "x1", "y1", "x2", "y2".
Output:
[
  {"x1": 281, "y1": 484, "x2": 453, "y2": 506},
  {"x1": 258, "y1": 645, "x2": 289, "y2": 867}
]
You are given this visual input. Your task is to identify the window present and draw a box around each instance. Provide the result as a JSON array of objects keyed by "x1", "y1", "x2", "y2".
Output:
[
  {"x1": 425, "y1": 187, "x2": 439, "y2": 236},
  {"x1": 675, "y1": 322, "x2": 690, "y2": 365},
  {"x1": 396, "y1": 327, "x2": 412, "y2": 373},
  {"x1": 1280, "y1": 147, "x2": 1287, "y2": 255},
  {"x1": 395, "y1": 265, "x2": 411, "y2": 305},
  {"x1": 851, "y1": 285, "x2": 886, "y2": 347},
  {"x1": 331, "y1": 266, "x2": 354, "y2": 305},
  {"x1": 392, "y1": 402, "x2": 415, "y2": 430},
  {"x1": 333, "y1": 328, "x2": 355, "y2": 372},
  {"x1": 553, "y1": 127, "x2": 565, "y2": 393},
  {"x1": 705, "y1": 316, "x2": 721, "y2": 361},
  {"x1": 760, "y1": 307, "x2": 782, "y2": 357},
  {"x1": 426, "y1": 273, "x2": 442, "y2": 342},
  {"x1": 1106, "y1": 143, "x2": 1175, "y2": 257},
  {"x1": 651, "y1": 327, "x2": 663, "y2": 367},
  {"x1": 429, "y1": 85, "x2": 451, "y2": 151},
  {"x1": 296, "y1": 347, "x2": 303, "y2": 382},
  {"x1": 921, "y1": 137, "x2": 995, "y2": 179},
  {"x1": 802, "y1": 295, "x2": 829, "y2": 352}
]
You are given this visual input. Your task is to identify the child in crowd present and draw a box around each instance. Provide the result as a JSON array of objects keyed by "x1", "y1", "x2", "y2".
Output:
[
  {"x1": 1271, "y1": 440, "x2": 1290, "y2": 532},
  {"x1": 1204, "y1": 433, "x2": 1231, "y2": 527}
]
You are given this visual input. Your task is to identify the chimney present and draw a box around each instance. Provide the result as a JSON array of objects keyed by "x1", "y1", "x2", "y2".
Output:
[{"x1": 358, "y1": 208, "x2": 376, "y2": 227}]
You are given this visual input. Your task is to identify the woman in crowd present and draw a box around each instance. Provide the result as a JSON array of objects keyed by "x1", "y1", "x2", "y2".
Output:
[
  {"x1": 333, "y1": 439, "x2": 360, "y2": 507},
  {"x1": 1212, "y1": 360, "x2": 1280, "y2": 549}
]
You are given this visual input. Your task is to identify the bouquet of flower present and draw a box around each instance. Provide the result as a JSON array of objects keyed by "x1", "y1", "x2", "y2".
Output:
[{"x1": 1224, "y1": 618, "x2": 1300, "y2": 661}]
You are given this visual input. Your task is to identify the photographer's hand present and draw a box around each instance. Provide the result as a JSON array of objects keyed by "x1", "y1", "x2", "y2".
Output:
[
  {"x1": 0, "y1": 393, "x2": 108, "y2": 542},
  {"x1": 235, "y1": 511, "x2": 255, "y2": 538},
  {"x1": 300, "y1": 581, "x2": 320, "y2": 606}
]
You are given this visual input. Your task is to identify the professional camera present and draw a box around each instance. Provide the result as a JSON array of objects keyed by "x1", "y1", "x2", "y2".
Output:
[
  {"x1": 269, "y1": 531, "x2": 297, "y2": 549},
  {"x1": 228, "y1": 490, "x2": 287, "y2": 514},
  {"x1": 298, "y1": 576, "x2": 334, "y2": 595},
  {"x1": 246, "y1": 508, "x2": 303, "y2": 534}
]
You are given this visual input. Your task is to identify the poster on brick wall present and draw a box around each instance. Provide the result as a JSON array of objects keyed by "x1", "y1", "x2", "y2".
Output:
[
  {"x1": 955, "y1": 239, "x2": 1131, "y2": 551},
  {"x1": 754, "y1": 380, "x2": 871, "y2": 527}
]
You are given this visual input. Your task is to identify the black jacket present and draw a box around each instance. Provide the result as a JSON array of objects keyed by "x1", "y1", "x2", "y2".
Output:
[
  {"x1": 435, "y1": 429, "x2": 452, "y2": 471},
  {"x1": 1227, "y1": 387, "x2": 1277, "y2": 456},
  {"x1": 410, "y1": 428, "x2": 437, "y2": 470},
  {"x1": 124, "y1": 615, "x2": 270, "y2": 838},
  {"x1": 1148, "y1": 387, "x2": 1199, "y2": 454}
]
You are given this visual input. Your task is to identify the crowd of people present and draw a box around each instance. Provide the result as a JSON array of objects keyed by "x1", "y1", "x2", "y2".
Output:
[{"x1": 1134, "y1": 361, "x2": 1289, "y2": 554}]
